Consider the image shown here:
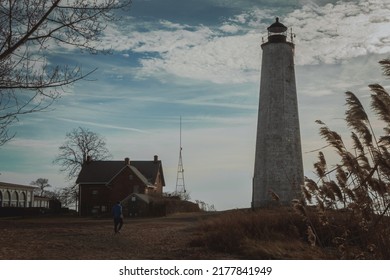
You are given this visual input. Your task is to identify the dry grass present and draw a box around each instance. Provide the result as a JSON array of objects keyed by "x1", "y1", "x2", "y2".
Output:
[
  {"x1": 294, "y1": 206, "x2": 390, "y2": 259},
  {"x1": 192, "y1": 208, "x2": 334, "y2": 259},
  {"x1": 193, "y1": 206, "x2": 390, "y2": 259}
]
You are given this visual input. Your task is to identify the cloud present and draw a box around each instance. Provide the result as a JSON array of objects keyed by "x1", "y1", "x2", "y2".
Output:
[
  {"x1": 136, "y1": 32, "x2": 261, "y2": 84},
  {"x1": 288, "y1": 0, "x2": 390, "y2": 65},
  {"x1": 56, "y1": 118, "x2": 151, "y2": 133},
  {"x1": 98, "y1": 1, "x2": 390, "y2": 84},
  {"x1": 219, "y1": 24, "x2": 241, "y2": 34},
  {"x1": 98, "y1": 13, "x2": 266, "y2": 84},
  {"x1": 6, "y1": 138, "x2": 58, "y2": 149}
]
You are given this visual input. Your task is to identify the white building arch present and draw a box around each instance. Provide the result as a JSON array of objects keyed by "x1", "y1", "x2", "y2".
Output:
[{"x1": 0, "y1": 182, "x2": 36, "y2": 208}]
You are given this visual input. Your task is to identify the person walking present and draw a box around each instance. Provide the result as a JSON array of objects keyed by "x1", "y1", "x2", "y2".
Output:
[{"x1": 112, "y1": 201, "x2": 123, "y2": 234}]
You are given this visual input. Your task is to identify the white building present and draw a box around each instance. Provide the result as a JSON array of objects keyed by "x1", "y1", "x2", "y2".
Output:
[
  {"x1": 0, "y1": 182, "x2": 36, "y2": 208},
  {"x1": 33, "y1": 196, "x2": 51, "y2": 208}
]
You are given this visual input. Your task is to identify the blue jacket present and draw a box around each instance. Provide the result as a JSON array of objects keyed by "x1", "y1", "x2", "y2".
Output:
[{"x1": 112, "y1": 203, "x2": 122, "y2": 218}]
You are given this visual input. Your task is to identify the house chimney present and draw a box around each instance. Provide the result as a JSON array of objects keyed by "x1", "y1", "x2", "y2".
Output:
[
  {"x1": 154, "y1": 155, "x2": 158, "y2": 163},
  {"x1": 125, "y1": 157, "x2": 130, "y2": 165},
  {"x1": 85, "y1": 155, "x2": 92, "y2": 164}
]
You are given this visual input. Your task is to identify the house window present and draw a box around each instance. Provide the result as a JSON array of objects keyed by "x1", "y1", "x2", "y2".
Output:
[
  {"x1": 133, "y1": 185, "x2": 139, "y2": 193},
  {"x1": 91, "y1": 206, "x2": 99, "y2": 214},
  {"x1": 101, "y1": 205, "x2": 107, "y2": 213},
  {"x1": 92, "y1": 190, "x2": 98, "y2": 199},
  {"x1": 129, "y1": 175, "x2": 133, "y2": 180}
]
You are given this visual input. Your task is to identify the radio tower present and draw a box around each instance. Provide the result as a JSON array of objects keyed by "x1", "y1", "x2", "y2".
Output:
[{"x1": 175, "y1": 116, "x2": 186, "y2": 196}]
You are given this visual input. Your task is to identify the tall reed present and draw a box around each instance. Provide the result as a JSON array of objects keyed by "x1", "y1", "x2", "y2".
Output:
[{"x1": 297, "y1": 59, "x2": 390, "y2": 259}]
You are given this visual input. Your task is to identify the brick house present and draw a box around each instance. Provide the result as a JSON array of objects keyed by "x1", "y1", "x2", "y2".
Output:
[{"x1": 76, "y1": 155, "x2": 165, "y2": 216}]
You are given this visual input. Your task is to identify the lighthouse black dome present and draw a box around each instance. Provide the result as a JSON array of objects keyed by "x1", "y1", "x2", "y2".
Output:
[
  {"x1": 264, "y1": 17, "x2": 289, "y2": 44},
  {"x1": 267, "y1": 17, "x2": 287, "y2": 33}
]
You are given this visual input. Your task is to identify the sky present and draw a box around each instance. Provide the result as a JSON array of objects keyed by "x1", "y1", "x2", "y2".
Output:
[{"x1": 1, "y1": 0, "x2": 390, "y2": 210}]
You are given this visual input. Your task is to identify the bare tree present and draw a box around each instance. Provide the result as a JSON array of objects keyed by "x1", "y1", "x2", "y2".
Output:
[
  {"x1": 54, "y1": 126, "x2": 111, "y2": 180},
  {"x1": 0, "y1": 0, "x2": 131, "y2": 146},
  {"x1": 54, "y1": 126, "x2": 111, "y2": 212},
  {"x1": 54, "y1": 185, "x2": 77, "y2": 208},
  {"x1": 31, "y1": 178, "x2": 51, "y2": 196}
]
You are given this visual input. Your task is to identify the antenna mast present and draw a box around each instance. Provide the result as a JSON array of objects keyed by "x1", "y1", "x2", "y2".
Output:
[{"x1": 175, "y1": 116, "x2": 186, "y2": 196}]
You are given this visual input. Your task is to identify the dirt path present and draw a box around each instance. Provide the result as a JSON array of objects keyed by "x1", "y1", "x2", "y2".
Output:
[{"x1": 0, "y1": 212, "x2": 235, "y2": 260}]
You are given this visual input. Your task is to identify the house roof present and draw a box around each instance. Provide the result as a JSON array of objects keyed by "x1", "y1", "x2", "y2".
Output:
[{"x1": 76, "y1": 158, "x2": 165, "y2": 187}]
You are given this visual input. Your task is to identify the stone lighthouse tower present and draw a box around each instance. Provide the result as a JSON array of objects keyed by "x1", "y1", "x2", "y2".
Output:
[{"x1": 252, "y1": 18, "x2": 304, "y2": 208}]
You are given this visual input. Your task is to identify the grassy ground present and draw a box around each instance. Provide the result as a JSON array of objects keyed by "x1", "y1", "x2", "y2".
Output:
[
  {"x1": 0, "y1": 208, "x2": 340, "y2": 260},
  {"x1": 0, "y1": 212, "x2": 235, "y2": 259}
]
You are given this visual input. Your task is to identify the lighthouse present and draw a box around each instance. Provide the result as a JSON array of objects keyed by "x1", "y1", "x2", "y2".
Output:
[{"x1": 252, "y1": 18, "x2": 304, "y2": 208}]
